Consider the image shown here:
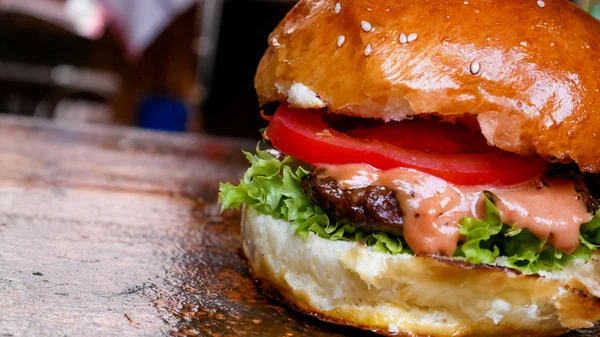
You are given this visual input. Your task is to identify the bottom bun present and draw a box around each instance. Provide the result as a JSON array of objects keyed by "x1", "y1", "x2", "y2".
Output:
[{"x1": 241, "y1": 207, "x2": 600, "y2": 337}]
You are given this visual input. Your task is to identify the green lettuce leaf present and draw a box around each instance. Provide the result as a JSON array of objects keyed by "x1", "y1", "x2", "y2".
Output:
[
  {"x1": 219, "y1": 148, "x2": 600, "y2": 274},
  {"x1": 454, "y1": 193, "x2": 503, "y2": 264},
  {"x1": 456, "y1": 193, "x2": 600, "y2": 274},
  {"x1": 219, "y1": 146, "x2": 410, "y2": 255}
]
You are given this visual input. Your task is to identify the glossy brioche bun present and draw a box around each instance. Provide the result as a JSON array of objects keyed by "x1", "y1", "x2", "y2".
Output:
[
  {"x1": 255, "y1": 0, "x2": 600, "y2": 173},
  {"x1": 242, "y1": 207, "x2": 600, "y2": 337}
]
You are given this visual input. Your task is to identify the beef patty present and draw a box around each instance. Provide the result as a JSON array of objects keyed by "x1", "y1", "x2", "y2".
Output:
[{"x1": 302, "y1": 174, "x2": 403, "y2": 235}]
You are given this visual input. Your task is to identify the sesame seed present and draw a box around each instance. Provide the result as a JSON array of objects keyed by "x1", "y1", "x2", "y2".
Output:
[
  {"x1": 464, "y1": 1, "x2": 469, "y2": 4},
  {"x1": 364, "y1": 44, "x2": 372, "y2": 56},
  {"x1": 334, "y1": 2, "x2": 341, "y2": 14},
  {"x1": 399, "y1": 33, "x2": 408, "y2": 44},
  {"x1": 337, "y1": 35, "x2": 345, "y2": 47},
  {"x1": 361, "y1": 21, "x2": 372, "y2": 32},
  {"x1": 537, "y1": 0, "x2": 545, "y2": 8},
  {"x1": 388, "y1": 323, "x2": 400, "y2": 334},
  {"x1": 367, "y1": 7, "x2": 373, "y2": 11},
  {"x1": 407, "y1": 33, "x2": 418, "y2": 43},
  {"x1": 470, "y1": 61, "x2": 481, "y2": 75},
  {"x1": 520, "y1": 41, "x2": 528, "y2": 46}
]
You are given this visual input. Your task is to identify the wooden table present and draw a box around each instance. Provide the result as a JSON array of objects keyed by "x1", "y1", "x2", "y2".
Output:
[{"x1": 0, "y1": 116, "x2": 597, "y2": 337}]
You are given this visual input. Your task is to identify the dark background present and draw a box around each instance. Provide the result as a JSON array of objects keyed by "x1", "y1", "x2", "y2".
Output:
[
  {"x1": 202, "y1": 1, "x2": 292, "y2": 138},
  {"x1": 0, "y1": 0, "x2": 294, "y2": 138}
]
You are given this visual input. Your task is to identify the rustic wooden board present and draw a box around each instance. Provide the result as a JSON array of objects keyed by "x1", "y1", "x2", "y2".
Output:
[{"x1": 0, "y1": 116, "x2": 597, "y2": 337}]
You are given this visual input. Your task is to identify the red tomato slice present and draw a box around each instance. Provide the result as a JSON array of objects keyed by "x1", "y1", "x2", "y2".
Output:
[
  {"x1": 347, "y1": 120, "x2": 493, "y2": 154},
  {"x1": 265, "y1": 105, "x2": 548, "y2": 186}
]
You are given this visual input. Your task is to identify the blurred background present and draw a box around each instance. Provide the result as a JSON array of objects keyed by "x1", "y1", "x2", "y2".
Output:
[{"x1": 0, "y1": 0, "x2": 597, "y2": 138}]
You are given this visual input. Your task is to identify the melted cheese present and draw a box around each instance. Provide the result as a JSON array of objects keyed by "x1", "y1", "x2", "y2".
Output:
[{"x1": 317, "y1": 164, "x2": 591, "y2": 256}]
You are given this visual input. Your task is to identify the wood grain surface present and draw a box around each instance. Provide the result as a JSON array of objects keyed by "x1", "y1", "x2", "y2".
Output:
[{"x1": 0, "y1": 116, "x2": 597, "y2": 337}]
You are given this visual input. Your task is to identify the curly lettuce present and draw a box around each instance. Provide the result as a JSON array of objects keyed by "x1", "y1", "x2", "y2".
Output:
[
  {"x1": 455, "y1": 192, "x2": 600, "y2": 274},
  {"x1": 219, "y1": 148, "x2": 600, "y2": 274},
  {"x1": 219, "y1": 146, "x2": 410, "y2": 254}
]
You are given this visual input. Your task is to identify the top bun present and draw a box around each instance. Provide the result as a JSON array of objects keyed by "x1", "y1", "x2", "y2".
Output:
[{"x1": 255, "y1": 0, "x2": 600, "y2": 173}]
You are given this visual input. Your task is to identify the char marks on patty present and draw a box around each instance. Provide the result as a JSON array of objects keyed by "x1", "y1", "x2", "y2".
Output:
[{"x1": 302, "y1": 173, "x2": 403, "y2": 235}]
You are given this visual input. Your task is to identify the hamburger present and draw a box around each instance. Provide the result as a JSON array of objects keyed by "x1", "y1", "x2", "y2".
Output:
[{"x1": 219, "y1": 0, "x2": 600, "y2": 336}]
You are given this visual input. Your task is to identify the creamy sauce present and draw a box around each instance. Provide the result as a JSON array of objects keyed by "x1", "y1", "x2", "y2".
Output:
[
  {"x1": 317, "y1": 164, "x2": 592, "y2": 256},
  {"x1": 493, "y1": 180, "x2": 589, "y2": 254}
]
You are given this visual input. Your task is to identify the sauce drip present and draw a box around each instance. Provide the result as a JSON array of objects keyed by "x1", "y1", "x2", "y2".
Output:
[{"x1": 317, "y1": 164, "x2": 592, "y2": 256}]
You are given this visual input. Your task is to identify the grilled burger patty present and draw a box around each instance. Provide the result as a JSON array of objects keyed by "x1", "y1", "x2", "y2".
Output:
[{"x1": 302, "y1": 173, "x2": 403, "y2": 235}]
